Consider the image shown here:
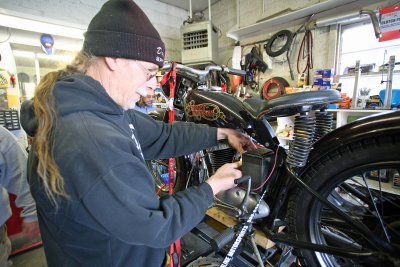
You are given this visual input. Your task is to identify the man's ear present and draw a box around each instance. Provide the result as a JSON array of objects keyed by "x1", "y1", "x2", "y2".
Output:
[{"x1": 104, "y1": 57, "x2": 118, "y2": 71}]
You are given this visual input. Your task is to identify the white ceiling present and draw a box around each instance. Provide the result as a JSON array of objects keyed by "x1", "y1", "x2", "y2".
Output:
[{"x1": 156, "y1": 0, "x2": 220, "y2": 12}]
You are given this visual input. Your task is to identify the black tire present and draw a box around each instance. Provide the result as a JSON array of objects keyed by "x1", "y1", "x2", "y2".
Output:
[
  {"x1": 260, "y1": 77, "x2": 289, "y2": 100},
  {"x1": 147, "y1": 156, "x2": 187, "y2": 198},
  {"x1": 265, "y1": 30, "x2": 293, "y2": 57},
  {"x1": 288, "y1": 134, "x2": 400, "y2": 266}
]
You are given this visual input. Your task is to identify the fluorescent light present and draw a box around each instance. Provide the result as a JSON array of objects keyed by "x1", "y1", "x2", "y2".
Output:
[
  {"x1": 0, "y1": 12, "x2": 85, "y2": 39},
  {"x1": 37, "y1": 53, "x2": 74, "y2": 62},
  {"x1": 13, "y1": 50, "x2": 75, "y2": 62},
  {"x1": 13, "y1": 50, "x2": 35, "y2": 58}
]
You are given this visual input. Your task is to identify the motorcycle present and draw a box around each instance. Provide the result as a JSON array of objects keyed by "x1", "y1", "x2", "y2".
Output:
[{"x1": 148, "y1": 62, "x2": 400, "y2": 266}]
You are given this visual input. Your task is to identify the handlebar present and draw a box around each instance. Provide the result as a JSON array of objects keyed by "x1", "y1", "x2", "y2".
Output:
[{"x1": 161, "y1": 62, "x2": 246, "y2": 82}]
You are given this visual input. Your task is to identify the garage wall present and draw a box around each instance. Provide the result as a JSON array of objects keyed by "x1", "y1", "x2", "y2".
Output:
[
  {"x1": 0, "y1": 0, "x2": 394, "y2": 89},
  {"x1": 0, "y1": 0, "x2": 189, "y2": 61},
  {"x1": 206, "y1": 0, "x2": 395, "y2": 91},
  {"x1": 206, "y1": 0, "x2": 337, "y2": 88}
]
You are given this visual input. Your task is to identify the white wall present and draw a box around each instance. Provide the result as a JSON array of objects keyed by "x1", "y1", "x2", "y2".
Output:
[
  {"x1": 0, "y1": 0, "x2": 395, "y2": 90},
  {"x1": 204, "y1": 0, "x2": 338, "y2": 89},
  {"x1": 0, "y1": 0, "x2": 189, "y2": 61},
  {"x1": 205, "y1": 0, "x2": 394, "y2": 91}
]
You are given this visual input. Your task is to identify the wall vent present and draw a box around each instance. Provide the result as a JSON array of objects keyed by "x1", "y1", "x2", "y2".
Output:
[{"x1": 181, "y1": 21, "x2": 218, "y2": 65}]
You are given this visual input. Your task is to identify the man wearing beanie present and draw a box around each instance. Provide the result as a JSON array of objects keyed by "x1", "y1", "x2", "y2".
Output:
[{"x1": 20, "y1": 0, "x2": 254, "y2": 266}]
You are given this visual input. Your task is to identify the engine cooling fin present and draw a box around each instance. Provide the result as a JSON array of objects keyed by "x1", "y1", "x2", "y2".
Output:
[{"x1": 209, "y1": 147, "x2": 236, "y2": 174}]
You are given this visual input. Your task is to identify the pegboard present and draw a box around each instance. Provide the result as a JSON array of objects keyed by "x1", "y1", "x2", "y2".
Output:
[{"x1": 0, "y1": 110, "x2": 20, "y2": 130}]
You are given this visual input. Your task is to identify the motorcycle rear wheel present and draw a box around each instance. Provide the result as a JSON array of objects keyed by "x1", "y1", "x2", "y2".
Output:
[
  {"x1": 147, "y1": 157, "x2": 187, "y2": 198},
  {"x1": 288, "y1": 135, "x2": 400, "y2": 266}
]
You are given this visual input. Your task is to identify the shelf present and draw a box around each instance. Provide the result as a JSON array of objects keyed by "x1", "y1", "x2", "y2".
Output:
[
  {"x1": 337, "y1": 70, "x2": 400, "y2": 78},
  {"x1": 227, "y1": 0, "x2": 383, "y2": 41},
  {"x1": 327, "y1": 108, "x2": 392, "y2": 128}
]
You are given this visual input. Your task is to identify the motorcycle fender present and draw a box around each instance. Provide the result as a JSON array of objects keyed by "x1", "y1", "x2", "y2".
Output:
[{"x1": 306, "y1": 110, "x2": 400, "y2": 170}]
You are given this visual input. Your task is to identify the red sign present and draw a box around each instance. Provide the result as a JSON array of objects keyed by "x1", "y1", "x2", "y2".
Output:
[{"x1": 379, "y1": 4, "x2": 400, "y2": 42}]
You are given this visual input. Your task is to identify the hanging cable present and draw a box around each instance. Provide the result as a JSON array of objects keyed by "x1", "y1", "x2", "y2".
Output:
[{"x1": 296, "y1": 28, "x2": 313, "y2": 76}]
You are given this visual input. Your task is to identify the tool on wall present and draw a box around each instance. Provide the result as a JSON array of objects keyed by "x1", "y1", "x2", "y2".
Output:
[
  {"x1": 296, "y1": 19, "x2": 314, "y2": 85},
  {"x1": 296, "y1": 29, "x2": 313, "y2": 77},
  {"x1": 243, "y1": 47, "x2": 268, "y2": 88}
]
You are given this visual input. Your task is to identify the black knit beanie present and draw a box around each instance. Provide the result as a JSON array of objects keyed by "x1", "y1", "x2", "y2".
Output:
[{"x1": 83, "y1": 0, "x2": 165, "y2": 67}]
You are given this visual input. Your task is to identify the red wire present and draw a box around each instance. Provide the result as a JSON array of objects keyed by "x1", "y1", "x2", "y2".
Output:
[
  {"x1": 156, "y1": 184, "x2": 168, "y2": 196},
  {"x1": 252, "y1": 147, "x2": 279, "y2": 191}
]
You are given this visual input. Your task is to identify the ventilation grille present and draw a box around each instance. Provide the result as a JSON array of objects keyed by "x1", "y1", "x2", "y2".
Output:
[
  {"x1": 181, "y1": 21, "x2": 218, "y2": 65},
  {"x1": 183, "y1": 29, "x2": 208, "y2": 50}
]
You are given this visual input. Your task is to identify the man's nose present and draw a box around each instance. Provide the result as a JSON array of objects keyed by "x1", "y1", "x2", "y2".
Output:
[{"x1": 145, "y1": 77, "x2": 158, "y2": 89}]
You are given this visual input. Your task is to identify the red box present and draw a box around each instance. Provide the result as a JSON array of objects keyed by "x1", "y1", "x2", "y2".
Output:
[{"x1": 5, "y1": 194, "x2": 23, "y2": 236}]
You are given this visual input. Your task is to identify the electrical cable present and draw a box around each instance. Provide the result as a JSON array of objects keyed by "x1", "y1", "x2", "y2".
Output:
[
  {"x1": 261, "y1": 77, "x2": 289, "y2": 100},
  {"x1": 296, "y1": 28, "x2": 313, "y2": 76}
]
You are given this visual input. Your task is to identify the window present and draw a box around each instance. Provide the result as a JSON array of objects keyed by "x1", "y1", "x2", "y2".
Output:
[
  {"x1": 338, "y1": 21, "x2": 400, "y2": 97},
  {"x1": 11, "y1": 43, "x2": 76, "y2": 101}
]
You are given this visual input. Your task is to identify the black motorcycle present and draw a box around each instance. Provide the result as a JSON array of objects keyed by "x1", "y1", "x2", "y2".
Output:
[{"x1": 148, "y1": 62, "x2": 400, "y2": 266}]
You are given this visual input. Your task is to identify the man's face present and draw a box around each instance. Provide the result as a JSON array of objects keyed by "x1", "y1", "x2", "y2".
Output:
[
  {"x1": 111, "y1": 59, "x2": 158, "y2": 110},
  {"x1": 144, "y1": 90, "x2": 155, "y2": 106}
]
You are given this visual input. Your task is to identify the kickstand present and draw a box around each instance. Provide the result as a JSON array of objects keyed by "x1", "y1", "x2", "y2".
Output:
[{"x1": 275, "y1": 245, "x2": 297, "y2": 267}]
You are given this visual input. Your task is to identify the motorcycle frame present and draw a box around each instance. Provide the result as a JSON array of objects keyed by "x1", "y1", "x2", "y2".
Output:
[
  {"x1": 150, "y1": 106, "x2": 400, "y2": 262},
  {"x1": 154, "y1": 71, "x2": 400, "y2": 263},
  {"x1": 252, "y1": 111, "x2": 400, "y2": 262}
]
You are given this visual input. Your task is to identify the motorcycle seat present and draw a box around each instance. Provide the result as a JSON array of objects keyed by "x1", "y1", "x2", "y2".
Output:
[{"x1": 243, "y1": 90, "x2": 342, "y2": 118}]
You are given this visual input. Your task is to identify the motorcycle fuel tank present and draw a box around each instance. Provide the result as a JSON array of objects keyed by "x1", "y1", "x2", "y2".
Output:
[{"x1": 183, "y1": 90, "x2": 252, "y2": 129}]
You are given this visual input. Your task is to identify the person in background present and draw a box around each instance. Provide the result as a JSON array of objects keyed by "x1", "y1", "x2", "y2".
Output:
[
  {"x1": 134, "y1": 87, "x2": 157, "y2": 113},
  {"x1": 20, "y1": 0, "x2": 255, "y2": 266},
  {"x1": 0, "y1": 126, "x2": 40, "y2": 267}
]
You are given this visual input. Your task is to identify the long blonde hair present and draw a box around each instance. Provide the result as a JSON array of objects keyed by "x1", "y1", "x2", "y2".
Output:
[{"x1": 33, "y1": 52, "x2": 97, "y2": 203}]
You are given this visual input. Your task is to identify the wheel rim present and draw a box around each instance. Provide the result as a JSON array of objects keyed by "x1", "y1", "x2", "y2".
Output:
[
  {"x1": 308, "y1": 161, "x2": 400, "y2": 266},
  {"x1": 148, "y1": 159, "x2": 177, "y2": 194}
]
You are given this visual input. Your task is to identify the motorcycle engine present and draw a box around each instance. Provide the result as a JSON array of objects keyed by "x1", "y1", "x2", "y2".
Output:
[
  {"x1": 206, "y1": 141, "x2": 238, "y2": 175},
  {"x1": 207, "y1": 144, "x2": 275, "y2": 191},
  {"x1": 209, "y1": 145, "x2": 274, "y2": 220}
]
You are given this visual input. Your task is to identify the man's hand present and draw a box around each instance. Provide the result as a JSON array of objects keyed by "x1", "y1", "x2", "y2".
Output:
[
  {"x1": 22, "y1": 221, "x2": 40, "y2": 239},
  {"x1": 217, "y1": 128, "x2": 256, "y2": 154},
  {"x1": 206, "y1": 162, "x2": 242, "y2": 195}
]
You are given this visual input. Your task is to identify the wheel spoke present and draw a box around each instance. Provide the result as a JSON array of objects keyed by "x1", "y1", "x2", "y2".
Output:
[
  {"x1": 291, "y1": 138, "x2": 400, "y2": 266},
  {"x1": 360, "y1": 171, "x2": 391, "y2": 243}
]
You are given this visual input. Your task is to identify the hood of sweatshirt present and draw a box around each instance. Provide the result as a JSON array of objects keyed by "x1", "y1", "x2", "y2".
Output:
[{"x1": 21, "y1": 74, "x2": 124, "y2": 136}]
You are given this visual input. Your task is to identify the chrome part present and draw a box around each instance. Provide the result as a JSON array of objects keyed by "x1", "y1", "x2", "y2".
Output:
[
  {"x1": 287, "y1": 114, "x2": 316, "y2": 167},
  {"x1": 314, "y1": 110, "x2": 333, "y2": 142},
  {"x1": 215, "y1": 188, "x2": 270, "y2": 220}
]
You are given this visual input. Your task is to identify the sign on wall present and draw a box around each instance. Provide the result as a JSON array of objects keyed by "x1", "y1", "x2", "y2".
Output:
[{"x1": 379, "y1": 4, "x2": 400, "y2": 42}]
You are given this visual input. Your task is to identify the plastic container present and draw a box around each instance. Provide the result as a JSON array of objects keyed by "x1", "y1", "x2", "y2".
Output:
[{"x1": 379, "y1": 89, "x2": 400, "y2": 108}]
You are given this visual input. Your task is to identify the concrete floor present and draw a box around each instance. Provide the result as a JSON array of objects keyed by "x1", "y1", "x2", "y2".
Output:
[
  {"x1": 8, "y1": 234, "x2": 47, "y2": 267},
  {"x1": 7, "y1": 217, "x2": 280, "y2": 267},
  {"x1": 10, "y1": 247, "x2": 47, "y2": 267}
]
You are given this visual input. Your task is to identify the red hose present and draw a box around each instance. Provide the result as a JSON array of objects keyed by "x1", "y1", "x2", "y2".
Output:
[{"x1": 9, "y1": 241, "x2": 43, "y2": 257}]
